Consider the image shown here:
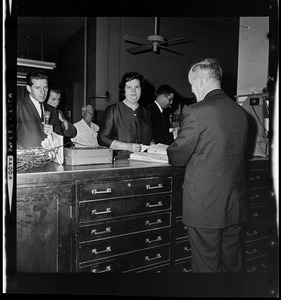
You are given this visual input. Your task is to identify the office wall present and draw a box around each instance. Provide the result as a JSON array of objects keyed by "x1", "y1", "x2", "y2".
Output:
[
  {"x1": 237, "y1": 17, "x2": 269, "y2": 96},
  {"x1": 95, "y1": 17, "x2": 240, "y2": 111},
  {"x1": 236, "y1": 17, "x2": 270, "y2": 157}
]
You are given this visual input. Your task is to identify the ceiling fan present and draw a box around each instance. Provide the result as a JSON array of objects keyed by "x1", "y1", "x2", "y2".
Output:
[{"x1": 122, "y1": 17, "x2": 193, "y2": 55}]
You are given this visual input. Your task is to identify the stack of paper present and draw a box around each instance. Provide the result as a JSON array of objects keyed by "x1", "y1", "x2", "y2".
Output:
[{"x1": 130, "y1": 143, "x2": 169, "y2": 163}]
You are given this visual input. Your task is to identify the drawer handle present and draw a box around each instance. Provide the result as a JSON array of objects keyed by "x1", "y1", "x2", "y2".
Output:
[
  {"x1": 249, "y1": 176, "x2": 261, "y2": 181},
  {"x1": 91, "y1": 265, "x2": 111, "y2": 273},
  {"x1": 183, "y1": 268, "x2": 192, "y2": 273},
  {"x1": 92, "y1": 188, "x2": 112, "y2": 194},
  {"x1": 91, "y1": 227, "x2": 111, "y2": 235},
  {"x1": 246, "y1": 266, "x2": 257, "y2": 273},
  {"x1": 92, "y1": 246, "x2": 111, "y2": 255},
  {"x1": 246, "y1": 230, "x2": 258, "y2": 236},
  {"x1": 92, "y1": 208, "x2": 111, "y2": 215},
  {"x1": 250, "y1": 194, "x2": 260, "y2": 200},
  {"x1": 251, "y1": 212, "x2": 259, "y2": 217},
  {"x1": 245, "y1": 248, "x2": 258, "y2": 255},
  {"x1": 145, "y1": 236, "x2": 162, "y2": 244},
  {"x1": 146, "y1": 183, "x2": 163, "y2": 190},
  {"x1": 145, "y1": 253, "x2": 161, "y2": 262},
  {"x1": 145, "y1": 218, "x2": 162, "y2": 226},
  {"x1": 146, "y1": 201, "x2": 163, "y2": 208}
]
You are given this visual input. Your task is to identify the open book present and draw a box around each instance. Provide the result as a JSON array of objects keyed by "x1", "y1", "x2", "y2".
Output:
[{"x1": 129, "y1": 143, "x2": 169, "y2": 163}]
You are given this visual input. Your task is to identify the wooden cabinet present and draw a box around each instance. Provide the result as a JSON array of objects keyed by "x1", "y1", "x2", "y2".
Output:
[
  {"x1": 171, "y1": 175, "x2": 192, "y2": 272},
  {"x1": 74, "y1": 175, "x2": 173, "y2": 272},
  {"x1": 242, "y1": 158, "x2": 278, "y2": 275},
  {"x1": 16, "y1": 158, "x2": 277, "y2": 275},
  {"x1": 17, "y1": 183, "x2": 73, "y2": 272},
  {"x1": 16, "y1": 160, "x2": 183, "y2": 273}
]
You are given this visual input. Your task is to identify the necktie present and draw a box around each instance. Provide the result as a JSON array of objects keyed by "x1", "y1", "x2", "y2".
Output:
[{"x1": 40, "y1": 103, "x2": 44, "y2": 122}]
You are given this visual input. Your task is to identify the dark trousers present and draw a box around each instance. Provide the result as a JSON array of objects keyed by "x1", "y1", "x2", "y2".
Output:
[{"x1": 187, "y1": 224, "x2": 243, "y2": 272}]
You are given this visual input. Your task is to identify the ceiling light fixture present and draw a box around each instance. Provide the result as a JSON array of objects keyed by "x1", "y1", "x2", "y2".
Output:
[{"x1": 17, "y1": 58, "x2": 56, "y2": 70}]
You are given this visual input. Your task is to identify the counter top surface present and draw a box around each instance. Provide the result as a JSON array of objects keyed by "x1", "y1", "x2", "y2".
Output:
[
  {"x1": 16, "y1": 155, "x2": 268, "y2": 179},
  {"x1": 17, "y1": 157, "x2": 172, "y2": 177}
]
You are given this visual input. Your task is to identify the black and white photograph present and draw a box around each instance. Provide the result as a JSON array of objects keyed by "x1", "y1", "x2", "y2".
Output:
[{"x1": 3, "y1": 0, "x2": 279, "y2": 296}]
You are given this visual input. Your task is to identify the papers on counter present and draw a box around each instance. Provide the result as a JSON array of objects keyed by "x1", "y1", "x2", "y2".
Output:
[{"x1": 130, "y1": 143, "x2": 169, "y2": 163}]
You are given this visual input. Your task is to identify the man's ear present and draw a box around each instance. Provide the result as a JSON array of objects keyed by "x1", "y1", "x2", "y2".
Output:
[
  {"x1": 26, "y1": 85, "x2": 31, "y2": 93},
  {"x1": 199, "y1": 78, "x2": 204, "y2": 88}
]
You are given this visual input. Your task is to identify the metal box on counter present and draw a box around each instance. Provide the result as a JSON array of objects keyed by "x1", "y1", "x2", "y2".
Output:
[{"x1": 64, "y1": 147, "x2": 113, "y2": 165}]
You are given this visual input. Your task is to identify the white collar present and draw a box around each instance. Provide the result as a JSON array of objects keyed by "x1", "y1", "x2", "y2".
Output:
[{"x1": 154, "y1": 100, "x2": 163, "y2": 113}]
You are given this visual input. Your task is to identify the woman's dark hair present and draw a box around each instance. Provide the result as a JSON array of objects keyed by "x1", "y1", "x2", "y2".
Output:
[
  {"x1": 119, "y1": 72, "x2": 146, "y2": 99},
  {"x1": 26, "y1": 70, "x2": 49, "y2": 87}
]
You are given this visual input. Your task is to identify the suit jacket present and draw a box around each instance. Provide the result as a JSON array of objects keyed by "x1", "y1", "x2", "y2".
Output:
[
  {"x1": 148, "y1": 101, "x2": 174, "y2": 145},
  {"x1": 17, "y1": 95, "x2": 75, "y2": 149},
  {"x1": 167, "y1": 89, "x2": 249, "y2": 229}
]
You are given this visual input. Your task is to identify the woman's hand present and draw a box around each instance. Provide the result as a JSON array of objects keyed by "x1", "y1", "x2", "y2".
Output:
[{"x1": 128, "y1": 143, "x2": 142, "y2": 152}]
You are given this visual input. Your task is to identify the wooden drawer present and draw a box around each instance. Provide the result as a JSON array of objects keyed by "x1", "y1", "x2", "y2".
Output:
[
  {"x1": 79, "y1": 212, "x2": 171, "y2": 242},
  {"x1": 79, "y1": 194, "x2": 171, "y2": 223},
  {"x1": 244, "y1": 238, "x2": 269, "y2": 261},
  {"x1": 174, "y1": 240, "x2": 192, "y2": 261},
  {"x1": 173, "y1": 259, "x2": 192, "y2": 273},
  {"x1": 79, "y1": 228, "x2": 171, "y2": 264},
  {"x1": 247, "y1": 170, "x2": 270, "y2": 188},
  {"x1": 78, "y1": 176, "x2": 172, "y2": 201},
  {"x1": 78, "y1": 245, "x2": 170, "y2": 272},
  {"x1": 249, "y1": 204, "x2": 269, "y2": 223},
  {"x1": 247, "y1": 159, "x2": 269, "y2": 171},
  {"x1": 248, "y1": 188, "x2": 274, "y2": 206},
  {"x1": 244, "y1": 222, "x2": 270, "y2": 242},
  {"x1": 244, "y1": 255, "x2": 271, "y2": 273},
  {"x1": 175, "y1": 219, "x2": 188, "y2": 240}
]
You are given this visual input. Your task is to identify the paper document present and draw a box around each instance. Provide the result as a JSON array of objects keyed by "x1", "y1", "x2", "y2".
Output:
[
  {"x1": 41, "y1": 132, "x2": 64, "y2": 164},
  {"x1": 141, "y1": 143, "x2": 168, "y2": 155},
  {"x1": 131, "y1": 143, "x2": 169, "y2": 163},
  {"x1": 129, "y1": 152, "x2": 169, "y2": 164}
]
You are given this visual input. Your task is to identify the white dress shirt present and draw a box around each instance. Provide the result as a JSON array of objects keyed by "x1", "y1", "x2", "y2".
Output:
[{"x1": 30, "y1": 95, "x2": 43, "y2": 118}]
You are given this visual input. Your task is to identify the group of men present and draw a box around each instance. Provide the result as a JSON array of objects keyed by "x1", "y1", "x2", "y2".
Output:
[
  {"x1": 17, "y1": 57, "x2": 249, "y2": 273},
  {"x1": 17, "y1": 70, "x2": 99, "y2": 149}
]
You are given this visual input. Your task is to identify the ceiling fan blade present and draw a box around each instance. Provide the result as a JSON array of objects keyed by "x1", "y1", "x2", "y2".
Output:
[
  {"x1": 158, "y1": 45, "x2": 185, "y2": 56},
  {"x1": 161, "y1": 37, "x2": 193, "y2": 46},
  {"x1": 122, "y1": 34, "x2": 150, "y2": 45},
  {"x1": 126, "y1": 44, "x2": 152, "y2": 54}
]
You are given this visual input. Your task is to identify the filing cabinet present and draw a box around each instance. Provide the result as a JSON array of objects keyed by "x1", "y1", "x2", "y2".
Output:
[
  {"x1": 16, "y1": 158, "x2": 277, "y2": 276},
  {"x1": 171, "y1": 175, "x2": 192, "y2": 272},
  {"x1": 243, "y1": 158, "x2": 277, "y2": 275},
  {"x1": 74, "y1": 174, "x2": 173, "y2": 272}
]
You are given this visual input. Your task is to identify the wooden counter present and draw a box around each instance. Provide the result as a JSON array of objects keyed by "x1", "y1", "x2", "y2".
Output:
[
  {"x1": 17, "y1": 158, "x2": 186, "y2": 273},
  {"x1": 16, "y1": 156, "x2": 277, "y2": 275}
]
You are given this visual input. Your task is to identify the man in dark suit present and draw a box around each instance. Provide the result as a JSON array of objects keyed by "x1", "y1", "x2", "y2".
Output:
[
  {"x1": 17, "y1": 71, "x2": 76, "y2": 149},
  {"x1": 148, "y1": 85, "x2": 178, "y2": 145},
  {"x1": 167, "y1": 58, "x2": 249, "y2": 272}
]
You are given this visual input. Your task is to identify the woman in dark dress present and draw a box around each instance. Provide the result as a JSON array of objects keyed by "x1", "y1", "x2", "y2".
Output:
[{"x1": 97, "y1": 72, "x2": 153, "y2": 152}]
